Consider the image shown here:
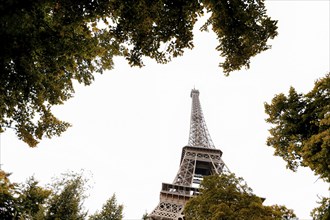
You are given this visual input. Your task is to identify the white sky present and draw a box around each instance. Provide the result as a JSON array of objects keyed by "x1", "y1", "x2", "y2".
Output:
[{"x1": 1, "y1": 1, "x2": 329, "y2": 219}]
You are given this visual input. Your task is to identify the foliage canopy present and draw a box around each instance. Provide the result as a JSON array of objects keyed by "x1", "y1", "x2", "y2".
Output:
[
  {"x1": 0, "y1": 171, "x2": 51, "y2": 219},
  {"x1": 311, "y1": 197, "x2": 330, "y2": 220},
  {"x1": 45, "y1": 172, "x2": 89, "y2": 220},
  {"x1": 0, "y1": 170, "x2": 123, "y2": 220},
  {"x1": 89, "y1": 194, "x2": 123, "y2": 220},
  {"x1": 184, "y1": 174, "x2": 295, "y2": 220},
  {"x1": 265, "y1": 73, "x2": 330, "y2": 182},
  {"x1": 0, "y1": 0, "x2": 277, "y2": 147}
]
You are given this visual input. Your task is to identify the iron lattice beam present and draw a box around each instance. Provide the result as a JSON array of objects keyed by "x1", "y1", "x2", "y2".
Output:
[
  {"x1": 188, "y1": 89, "x2": 215, "y2": 148},
  {"x1": 149, "y1": 89, "x2": 227, "y2": 220}
]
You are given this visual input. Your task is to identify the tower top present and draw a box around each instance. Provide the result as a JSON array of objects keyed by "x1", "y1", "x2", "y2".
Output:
[
  {"x1": 188, "y1": 89, "x2": 215, "y2": 148},
  {"x1": 149, "y1": 89, "x2": 226, "y2": 219},
  {"x1": 190, "y1": 89, "x2": 199, "y2": 97}
]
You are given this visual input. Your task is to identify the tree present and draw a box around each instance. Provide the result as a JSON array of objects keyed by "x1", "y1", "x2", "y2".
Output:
[
  {"x1": 184, "y1": 174, "x2": 295, "y2": 220},
  {"x1": 142, "y1": 212, "x2": 149, "y2": 220},
  {"x1": 89, "y1": 194, "x2": 123, "y2": 220},
  {"x1": 0, "y1": 171, "x2": 51, "y2": 220},
  {"x1": 269, "y1": 205, "x2": 297, "y2": 220},
  {"x1": 0, "y1": 170, "x2": 125, "y2": 220},
  {"x1": 0, "y1": 0, "x2": 278, "y2": 147},
  {"x1": 0, "y1": 170, "x2": 20, "y2": 219},
  {"x1": 264, "y1": 73, "x2": 330, "y2": 182},
  {"x1": 265, "y1": 73, "x2": 330, "y2": 219},
  {"x1": 45, "y1": 172, "x2": 88, "y2": 220},
  {"x1": 18, "y1": 177, "x2": 51, "y2": 219},
  {"x1": 311, "y1": 197, "x2": 330, "y2": 220}
]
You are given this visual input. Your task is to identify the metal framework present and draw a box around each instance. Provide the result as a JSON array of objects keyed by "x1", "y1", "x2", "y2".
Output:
[
  {"x1": 149, "y1": 89, "x2": 226, "y2": 220},
  {"x1": 188, "y1": 89, "x2": 215, "y2": 148}
]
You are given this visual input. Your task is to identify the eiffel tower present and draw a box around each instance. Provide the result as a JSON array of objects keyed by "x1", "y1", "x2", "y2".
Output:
[{"x1": 149, "y1": 89, "x2": 227, "y2": 220}]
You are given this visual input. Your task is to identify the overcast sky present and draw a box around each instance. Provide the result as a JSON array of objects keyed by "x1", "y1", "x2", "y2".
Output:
[{"x1": 1, "y1": 1, "x2": 329, "y2": 219}]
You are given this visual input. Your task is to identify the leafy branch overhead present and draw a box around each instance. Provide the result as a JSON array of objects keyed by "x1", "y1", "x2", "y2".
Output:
[{"x1": 0, "y1": 0, "x2": 277, "y2": 146}]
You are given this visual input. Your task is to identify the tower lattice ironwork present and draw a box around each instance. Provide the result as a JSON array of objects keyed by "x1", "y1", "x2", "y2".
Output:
[{"x1": 149, "y1": 89, "x2": 227, "y2": 220}]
